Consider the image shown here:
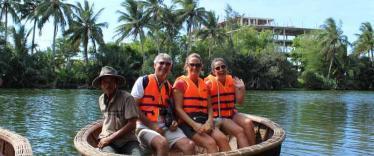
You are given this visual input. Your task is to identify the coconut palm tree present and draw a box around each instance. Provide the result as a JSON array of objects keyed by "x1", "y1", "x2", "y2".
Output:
[
  {"x1": 115, "y1": 0, "x2": 147, "y2": 43},
  {"x1": 198, "y1": 11, "x2": 226, "y2": 58},
  {"x1": 115, "y1": 0, "x2": 149, "y2": 73},
  {"x1": 142, "y1": 0, "x2": 165, "y2": 53},
  {"x1": 64, "y1": 0, "x2": 108, "y2": 65},
  {"x1": 160, "y1": 4, "x2": 181, "y2": 54},
  {"x1": 174, "y1": 0, "x2": 207, "y2": 53},
  {"x1": 115, "y1": 0, "x2": 148, "y2": 56},
  {"x1": 318, "y1": 18, "x2": 349, "y2": 79},
  {"x1": 11, "y1": 25, "x2": 29, "y2": 58},
  {"x1": 36, "y1": 0, "x2": 74, "y2": 70},
  {"x1": 19, "y1": 0, "x2": 42, "y2": 55},
  {"x1": 0, "y1": 0, "x2": 20, "y2": 44},
  {"x1": 353, "y1": 22, "x2": 374, "y2": 62}
]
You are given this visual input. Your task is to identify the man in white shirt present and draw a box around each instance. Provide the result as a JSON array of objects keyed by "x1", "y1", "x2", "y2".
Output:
[{"x1": 131, "y1": 53, "x2": 195, "y2": 156}]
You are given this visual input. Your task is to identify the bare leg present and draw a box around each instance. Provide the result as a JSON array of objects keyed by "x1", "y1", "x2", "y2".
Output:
[
  {"x1": 233, "y1": 113, "x2": 256, "y2": 145},
  {"x1": 221, "y1": 119, "x2": 249, "y2": 148},
  {"x1": 210, "y1": 128, "x2": 231, "y2": 151},
  {"x1": 173, "y1": 137, "x2": 195, "y2": 155},
  {"x1": 191, "y1": 133, "x2": 218, "y2": 153},
  {"x1": 150, "y1": 136, "x2": 169, "y2": 156}
]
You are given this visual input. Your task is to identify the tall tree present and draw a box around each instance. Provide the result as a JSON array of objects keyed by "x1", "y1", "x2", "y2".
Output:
[
  {"x1": 115, "y1": 0, "x2": 148, "y2": 57},
  {"x1": 36, "y1": 0, "x2": 74, "y2": 70},
  {"x1": 11, "y1": 26, "x2": 29, "y2": 58},
  {"x1": 224, "y1": 4, "x2": 241, "y2": 53},
  {"x1": 353, "y1": 22, "x2": 374, "y2": 62},
  {"x1": 318, "y1": 18, "x2": 349, "y2": 79},
  {"x1": 161, "y1": 4, "x2": 181, "y2": 54},
  {"x1": 198, "y1": 11, "x2": 226, "y2": 58},
  {"x1": 142, "y1": 0, "x2": 164, "y2": 53},
  {"x1": 174, "y1": 0, "x2": 207, "y2": 53},
  {"x1": 64, "y1": 0, "x2": 108, "y2": 64},
  {"x1": 19, "y1": 0, "x2": 42, "y2": 55},
  {"x1": 0, "y1": 0, "x2": 20, "y2": 44}
]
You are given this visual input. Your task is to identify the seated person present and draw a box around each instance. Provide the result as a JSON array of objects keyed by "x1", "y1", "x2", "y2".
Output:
[
  {"x1": 92, "y1": 66, "x2": 141, "y2": 155},
  {"x1": 131, "y1": 53, "x2": 195, "y2": 156}
]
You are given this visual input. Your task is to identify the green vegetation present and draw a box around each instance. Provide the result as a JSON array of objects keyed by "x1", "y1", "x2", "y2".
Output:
[{"x1": 0, "y1": 0, "x2": 373, "y2": 90}]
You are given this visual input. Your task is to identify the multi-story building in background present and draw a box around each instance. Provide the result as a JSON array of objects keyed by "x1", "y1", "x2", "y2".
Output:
[{"x1": 219, "y1": 17, "x2": 317, "y2": 52}]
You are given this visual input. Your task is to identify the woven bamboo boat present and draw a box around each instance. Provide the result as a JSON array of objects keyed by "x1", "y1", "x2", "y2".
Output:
[
  {"x1": 74, "y1": 113, "x2": 286, "y2": 156},
  {"x1": 0, "y1": 128, "x2": 33, "y2": 156}
]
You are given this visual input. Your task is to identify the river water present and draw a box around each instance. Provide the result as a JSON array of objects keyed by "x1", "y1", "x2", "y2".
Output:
[{"x1": 0, "y1": 89, "x2": 373, "y2": 155}]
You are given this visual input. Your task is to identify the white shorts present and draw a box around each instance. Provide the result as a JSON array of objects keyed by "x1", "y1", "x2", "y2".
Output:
[{"x1": 136, "y1": 126, "x2": 187, "y2": 149}]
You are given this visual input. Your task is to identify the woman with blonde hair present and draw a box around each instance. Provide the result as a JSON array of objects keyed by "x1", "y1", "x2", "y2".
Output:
[{"x1": 173, "y1": 53, "x2": 231, "y2": 153}]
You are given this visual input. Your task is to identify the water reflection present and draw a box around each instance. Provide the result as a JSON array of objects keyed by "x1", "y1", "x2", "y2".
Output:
[
  {"x1": 0, "y1": 89, "x2": 373, "y2": 155},
  {"x1": 244, "y1": 91, "x2": 374, "y2": 155},
  {"x1": 0, "y1": 89, "x2": 101, "y2": 155}
]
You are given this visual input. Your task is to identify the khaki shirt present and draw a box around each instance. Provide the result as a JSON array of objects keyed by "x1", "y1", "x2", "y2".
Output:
[{"x1": 98, "y1": 90, "x2": 139, "y2": 146}]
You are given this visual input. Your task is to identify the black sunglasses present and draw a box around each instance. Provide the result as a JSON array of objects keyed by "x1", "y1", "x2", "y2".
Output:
[
  {"x1": 188, "y1": 63, "x2": 202, "y2": 68},
  {"x1": 214, "y1": 65, "x2": 226, "y2": 71},
  {"x1": 158, "y1": 61, "x2": 171, "y2": 66}
]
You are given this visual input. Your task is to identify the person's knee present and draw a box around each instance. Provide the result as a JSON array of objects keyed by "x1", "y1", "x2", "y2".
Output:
[
  {"x1": 215, "y1": 132, "x2": 229, "y2": 143},
  {"x1": 204, "y1": 137, "x2": 217, "y2": 149},
  {"x1": 233, "y1": 126, "x2": 246, "y2": 137},
  {"x1": 153, "y1": 137, "x2": 168, "y2": 150},
  {"x1": 181, "y1": 139, "x2": 195, "y2": 152},
  {"x1": 243, "y1": 119, "x2": 254, "y2": 128}
]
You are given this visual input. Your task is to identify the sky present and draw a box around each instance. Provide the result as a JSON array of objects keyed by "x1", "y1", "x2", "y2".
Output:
[{"x1": 31, "y1": 0, "x2": 374, "y2": 51}]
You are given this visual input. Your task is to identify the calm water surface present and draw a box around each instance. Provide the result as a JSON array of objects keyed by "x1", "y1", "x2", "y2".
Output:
[{"x1": 0, "y1": 89, "x2": 373, "y2": 155}]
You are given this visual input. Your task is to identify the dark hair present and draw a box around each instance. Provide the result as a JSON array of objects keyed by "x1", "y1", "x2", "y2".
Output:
[{"x1": 210, "y1": 58, "x2": 227, "y2": 75}]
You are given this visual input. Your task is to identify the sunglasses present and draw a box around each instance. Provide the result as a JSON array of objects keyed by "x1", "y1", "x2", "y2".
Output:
[
  {"x1": 214, "y1": 65, "x2": 226, "y2": 71},
  {"x1": 188, "y1": 63, "x2": 202, "y2": 68},
  {"x1": 158, "y1": 61, "x2": 171, "y2": 66}
]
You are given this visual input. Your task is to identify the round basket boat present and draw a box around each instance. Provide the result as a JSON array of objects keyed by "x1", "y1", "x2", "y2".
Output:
[
  {"x1": 74, "y1": 113, "x2": 286, "y2": 156},
  {"x1": 0, "y1": 128, "x2": 33, "y2": 156}
]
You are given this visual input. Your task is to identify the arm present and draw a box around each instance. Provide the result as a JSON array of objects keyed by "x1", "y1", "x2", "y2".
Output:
[
  {"x1": 139, "y1": 111, "x2": 164, "y2": 134},
  {"x1": 234, "y1": 77, "x2": 246, "y2": 105},
  {"x1": 130, "y1": 77, "x2": 164, "y2": 133},
  {"x1": 201, "y1": 95, "x2": 213, "y2": 132},
  {"x1": 133, "y1": 97, "x2": 164, "y2": 134},
  {"x1": 98, "y1": 117, "x2": 137, "y2": 148},
  {"x1": 173, "y1": 87, "x2": 203, "y2": 133}
]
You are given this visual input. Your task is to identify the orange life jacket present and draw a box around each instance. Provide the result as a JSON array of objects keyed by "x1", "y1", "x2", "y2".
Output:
[
  {"x1": 139, "y1": 74, "x2": 171, "y2": 122},
  {"x1": 205, "y1": 74, "x2": 236, "y2": 118},
  {"x1": 176, "y1": 75, "x2": 209, "y2": 115}
]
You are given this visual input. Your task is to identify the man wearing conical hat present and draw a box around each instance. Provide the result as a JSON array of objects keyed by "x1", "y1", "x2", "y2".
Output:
[{"x1": 92, "y1": 66, "x2": 141, "y2": 155}]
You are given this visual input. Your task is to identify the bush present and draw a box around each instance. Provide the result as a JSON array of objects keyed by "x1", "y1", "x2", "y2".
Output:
[{"x1": 301, "y1": 70, "x2": 336, "y2": 89}]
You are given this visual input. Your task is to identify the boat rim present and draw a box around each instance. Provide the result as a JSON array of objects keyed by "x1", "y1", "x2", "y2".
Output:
[{"x1": 74, "y1": 113, "x2": 286, "y2": 156}]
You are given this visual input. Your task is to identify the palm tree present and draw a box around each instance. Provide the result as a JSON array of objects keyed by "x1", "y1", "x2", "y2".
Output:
[
  {"x1": 160, "y1": 4, "x2": 181, "y2": 54},
  {"x1": 19, "y1": 0, "x2": 42, "y2": 55},
  {"x1": 115, "y1": 0, "x2": 148, "y2": 56},
  {"x1": 353, "y1": 22, "x2": 374, "y2": 62},
  {"x1": 198, "y1": 11, "x2": 226, "y2": 58},
  {"x1": 64, "y1": 0, "x2": 108, "y2": 65},
  {"x1": 174, "y1": 0, "x2": 207, "y2": 53},
  {"x1": 0, "y1": 0, "x2": 20, "y2": 44},
  {"x1": 11, "y1": 25, "x2": 29, "y2": 58},
  {"x1": 142, "y1": 0, "x2": 165, "y2": 53},
  {"x1": 318, "y1": 18, "x2": 349, "y2": 79},
  {"x1": 36, "y1": 0, "x2": 74, "y2": 70}
]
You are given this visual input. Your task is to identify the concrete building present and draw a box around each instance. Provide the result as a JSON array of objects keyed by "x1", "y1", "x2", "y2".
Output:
[{"x1": 219, "y1": 17, "x2": 317, "y2": 52}]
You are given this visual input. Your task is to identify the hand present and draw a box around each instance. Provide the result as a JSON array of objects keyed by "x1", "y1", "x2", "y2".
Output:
[
  {"x1": 193, "y1": 122, "x2": 204, "y2": 134},
  {"x1": 155, "y1": 126, "x2": 165, "y2": 136},
  {"x1": 234, "y1": 77, "x2": 245, "y2": 89},
  {"x1": 201, "y1": 122, "x2": 212, "y2": 133},
  {"x1": 97, "y1": 136, "x2": 112, "y2": 148},
  {"x1": 169, "y1": 121, "x2": 178, "y2": 131}
]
